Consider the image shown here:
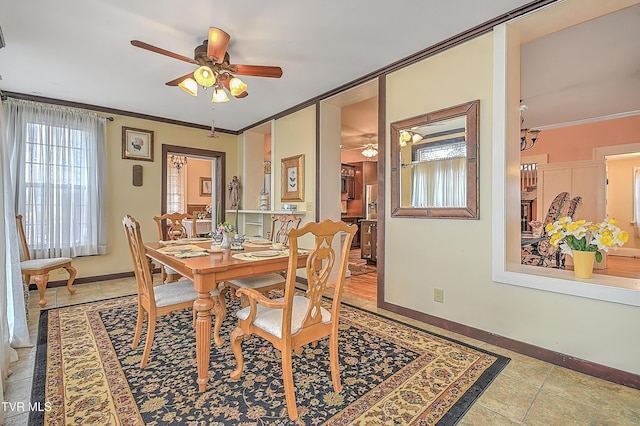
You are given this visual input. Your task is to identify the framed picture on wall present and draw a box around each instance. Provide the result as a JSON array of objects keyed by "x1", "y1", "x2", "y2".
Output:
[
  {"x1": 122, "y1": 127, "x2": 154, "y2": 161},
  {"x1": 281, "y1": 154, "x2": 304, "y2": 202},
  {"x1": 200, "y1": 177, "x2": 212, "y2": 196}
]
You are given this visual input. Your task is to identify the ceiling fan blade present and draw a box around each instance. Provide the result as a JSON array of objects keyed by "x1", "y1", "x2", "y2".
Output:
[
  {"x1": 166, "y1": 72, "x2": 194, "y2": 86},
  {"x1": 131, "y1": 40, "x2": 198, "y2": 65},
  {"x1": 207, "y1": 27, "x2": 230, "y2": 63},
  {"x1": 231, "y1": 64, "x2": 283, "y2": 78},
  {"x1": 221, "y1": 78, "x2": 249, "y2": 98}
]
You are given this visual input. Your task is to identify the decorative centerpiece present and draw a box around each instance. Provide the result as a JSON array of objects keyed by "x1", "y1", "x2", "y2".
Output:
[
  {"x1": 546, "y1": 216, "x2": 628, "y2": 278},
  {"x1": 216, "y1": 221, "x2": 235, "y2": 249}
]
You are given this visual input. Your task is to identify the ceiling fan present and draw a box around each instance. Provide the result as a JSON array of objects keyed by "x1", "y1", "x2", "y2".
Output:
[
  {"x1": 341, "y1": 134, "x2": 378, "y2": 158},
  {"x1": 130, "y1": 27, "x2": 283, "y2": 101}
]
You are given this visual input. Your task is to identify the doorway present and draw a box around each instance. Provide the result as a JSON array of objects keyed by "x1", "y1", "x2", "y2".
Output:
[
  {"x1": 335, "y1": 88, "x2": 380, "y2": 303},
  {"x1": 161, "y1": 145, "x2": 227, "y2": 232}
]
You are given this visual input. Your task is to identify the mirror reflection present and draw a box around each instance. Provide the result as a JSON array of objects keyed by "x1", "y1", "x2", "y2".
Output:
[{"x1": 391, "y1": 100, "x2": 479, "y2": 219}]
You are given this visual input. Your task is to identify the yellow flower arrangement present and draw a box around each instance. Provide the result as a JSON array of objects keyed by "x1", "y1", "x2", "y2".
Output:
[{"x1": 545, "y1": 216, "x2": 629, "y2": 262}]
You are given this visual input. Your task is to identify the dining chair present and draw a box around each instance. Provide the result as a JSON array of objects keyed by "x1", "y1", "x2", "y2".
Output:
[
  {"x1": 123, "y1": 215, "x2": 226, "y2": 368},
  {"x1": 229, "y1": 218, "x2": 356, "y2": 420},
  {"x1": 226, "y1": 214, "x2": 302, "y2": 303},
  {"x1": 521, "y1": 191, "x2": 570, "y2": 268},
  {"x1": 16, "y1": 215, "x2": 76, "y2": 308},
  {"x1": 153, "y1": 212, "x2": 197, "y2": 283}
]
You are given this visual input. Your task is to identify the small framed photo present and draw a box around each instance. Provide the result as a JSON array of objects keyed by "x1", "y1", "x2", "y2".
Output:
[
  {"x1": 281, "y1": 154, "x2": 304, "y2": 202},
  {"x1": 122, "y1": 127, "x2": 154, "y2": 161},
  {"x1": 200, "y1": 177, "x2": 212, "y2": 196}
]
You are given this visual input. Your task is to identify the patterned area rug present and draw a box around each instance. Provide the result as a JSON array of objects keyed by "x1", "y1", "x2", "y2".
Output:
[
  {"x1": 349, "y1": 248, "x2": 377, "y2": 276},
  {"x1": 30, "y1": 295, "x2": 509, "y2": 425}
]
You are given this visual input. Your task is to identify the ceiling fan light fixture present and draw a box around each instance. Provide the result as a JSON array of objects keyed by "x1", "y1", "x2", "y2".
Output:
[
  {"x1": 212, "y1": 87, "x2": 230, "y2": 103},
  {"x1": 362, "y1": 144, "x2": 378, "y2": 158},
  {"x1": 207, "y1": 27, "x2": 230, "y2": 63},
  {"x1": 229, "y1": 77, "x2": 248, "y2": 96},
  {"x1": 194, "y1": 66, "x2": 216, "y2": 87},
  {"x1": 178, "y1": 78, "x2": 198, "y2": 96}
]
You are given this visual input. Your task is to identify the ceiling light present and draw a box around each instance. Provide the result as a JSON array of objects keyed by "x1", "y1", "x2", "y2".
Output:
[
  {"x1": 362, "y1": 144, "x2": 378, "y2": 158},
  {"x1": 193, "y1": 66, "x2": 216, "y2": 87},
  {"x1": 169, "y1": 155, "x2": 188, "y2": 172},
  {"x1": 212, "y1": 87, "x2": 230, "y2": 103},
  {"x1": 229, "y1": 77, "x2": 247, "y2": 97},
  {"x1": 178, "y1": 78, "x2": 198, "y2": 96},
  {"x1": 400, "y1": 131, "x2": 411, "y2": 147},
  {"x1": 521, "y1": 129, "x2": 541, "y2": 151},
  {"x1": 519, "y1": 103, "x2": 541, "y2": 151},
  {"x1": 412, "y1": 133, "x2": 423, "y2": 143}
]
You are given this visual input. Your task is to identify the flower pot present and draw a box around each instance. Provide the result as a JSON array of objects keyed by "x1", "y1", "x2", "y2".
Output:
[{"x1": 572, "y1": 250, "x2": 596, "y2": 279}]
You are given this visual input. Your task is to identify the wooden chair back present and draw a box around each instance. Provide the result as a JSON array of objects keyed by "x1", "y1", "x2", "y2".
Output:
[
  {"x1": 269, "y1": 214, "x2": 302, "y2": 245},
  {"x1": 283, "y1": 219, "x2": 355, "y2": 335},
  {"x1": 230, "y1": 218, "x2": 356, "y2": 420},
  {"x1": 153, "y1": 212, "x2": 196, "y2": 241},
  {"x1": 15, "y1": 215, "x2": 31, "y2": 262},
  {"x1": 123, "y1": 215, "x2": 156, "y2": 312}
]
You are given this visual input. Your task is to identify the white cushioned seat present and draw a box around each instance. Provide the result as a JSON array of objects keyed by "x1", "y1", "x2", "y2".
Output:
[
  {"x1": 20, "y1": 257, "x2": 72, "y2": 271},
  {"x1": 154, "y1": 279, "x2": 219, "y2": 308},
  {"x1": 164, "y1": 266, "x2": 179, "y2": 275},
  {"x1": 228, "y1": 273, "x2": 284, "y2": 290},
  {"x1": 236, "y1": 295, "x2": 331, "y2": 338}
]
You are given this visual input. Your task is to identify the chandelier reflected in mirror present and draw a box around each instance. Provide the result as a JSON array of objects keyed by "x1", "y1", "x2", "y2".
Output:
[{"x1": 169, "y1": 155, "x2": 188, "y2": 172}]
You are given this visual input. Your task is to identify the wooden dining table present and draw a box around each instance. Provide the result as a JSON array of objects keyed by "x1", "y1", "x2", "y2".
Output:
[{"x1": 143, "y1": 241, "x2": 309, "y2": 392}]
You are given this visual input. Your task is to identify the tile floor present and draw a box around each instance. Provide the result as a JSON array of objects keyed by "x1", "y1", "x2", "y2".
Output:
[{"x1": 4, "y1": 278, "x2": 640, "y2": 425}]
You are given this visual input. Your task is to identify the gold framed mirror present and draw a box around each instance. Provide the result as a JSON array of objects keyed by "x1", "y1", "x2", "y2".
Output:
[{"x1": 390, "y1": 100, "x2": 479, "y2": 219}]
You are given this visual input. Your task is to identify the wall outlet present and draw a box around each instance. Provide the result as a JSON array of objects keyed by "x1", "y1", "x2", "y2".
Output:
[
  {"x1": 306, "y1": 201, "x2": 313, "y2": 211},
  {"x1": 434, "y1": 288, "x2": 444, "y2": 303}
]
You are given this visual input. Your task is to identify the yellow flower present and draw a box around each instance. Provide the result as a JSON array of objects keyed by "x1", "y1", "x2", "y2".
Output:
[
  {"x1": 618, "y1": 231, "x2": 629, "y2": 243},
  {"x1": 549, "y1": 233, "x2": 563, "y2": 247}
]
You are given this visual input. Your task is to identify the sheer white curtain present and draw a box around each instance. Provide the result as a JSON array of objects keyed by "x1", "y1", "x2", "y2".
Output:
[
  {"x1": 4, "y1": 99, "x2": 107, "y2": 258},
  {"x1": 411, "y1": 157, "x2": 467, "y2": 208},
  {"x1": 0, "y1": 100, "x2": 32, "y2": 418},
  {"x1": 167, "y1": 161, "x2": 187, "y2": 213}
]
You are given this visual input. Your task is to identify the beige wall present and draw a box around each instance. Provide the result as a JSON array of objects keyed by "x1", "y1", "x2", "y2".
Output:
[
  {"x1": 273, "y1": 106, "x2": 316, "y2": 217},
  {"x1": 383, "y1": 32, "x2": 640, "y2": 375},
  {"x1": 50, "y1": 114, "x2": 239, "y2": 281},
  {"x1": 607, "y1": 156, "x2": 640, "y2": 250}
]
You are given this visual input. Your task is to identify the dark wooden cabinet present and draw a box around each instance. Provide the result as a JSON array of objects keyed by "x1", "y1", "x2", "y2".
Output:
[
  {"x1": 360, "y1": 220, "x2": 377, "y2": 264},
  {"x1": 342, "y1": 216, "x2": 361, "y2": 248},
  {"x1": 341, "y1": 164, "x2": 356, "y2": 199}
]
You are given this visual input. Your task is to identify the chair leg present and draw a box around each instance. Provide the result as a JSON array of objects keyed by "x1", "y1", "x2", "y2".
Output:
[
  {"x1": 329, "y1": 332, "x2": 342, "y2": 392},
  {"x1": 63, "y1": 264, "x2": 77, "y2": 294},
  {"x1": 140, "y1": 315, "x2": 156, "y2": 368},
  {"x1": 282, "y1": 349, "x2": 299, "y2": 420},
  {"x1": 229, "y1": 326, "x2": 247, "y2": 381},
  {"x1": 212, "y1": 292, "x2": 227, "y2": 347},
  {"x1": 132, "y1": 306, "x2": 144, "y2": 349},
  {"x1": 32, "y1": 274, "x2": 49, "y2": 307}
]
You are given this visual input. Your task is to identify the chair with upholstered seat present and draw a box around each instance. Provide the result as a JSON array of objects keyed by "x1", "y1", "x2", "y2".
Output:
[
  {"x1": 227, "y1": 214, "x2": 301, "y2": 302},
  {"x1": 229, "y1": 219, "x2": 356, "y2": 420},
  {"x1": 123, "y1": 215, "x2": 226, "y2": 368},
  {"x1": 16, "y1": 215, "x2": 76, "y2": 307},
  {"x1": 153, "y1": 212, "x2": 197, "y2": 283},
  {"x1": 521, "y1": 192, "x2": 570, "y2": 268}
]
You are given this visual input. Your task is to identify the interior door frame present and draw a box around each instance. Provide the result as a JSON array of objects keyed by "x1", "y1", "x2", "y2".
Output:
[{"x1": 161, "y1": 144, "x2": 227, "y2": 221}]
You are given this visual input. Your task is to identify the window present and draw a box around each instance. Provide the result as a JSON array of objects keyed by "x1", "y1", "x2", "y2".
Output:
[
  {"x1": 411, "y1": 141, "x2": 467, "y2": 208},
  {"x1": 5, "y1": 99, "x2": 107, "y2": 258}
]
